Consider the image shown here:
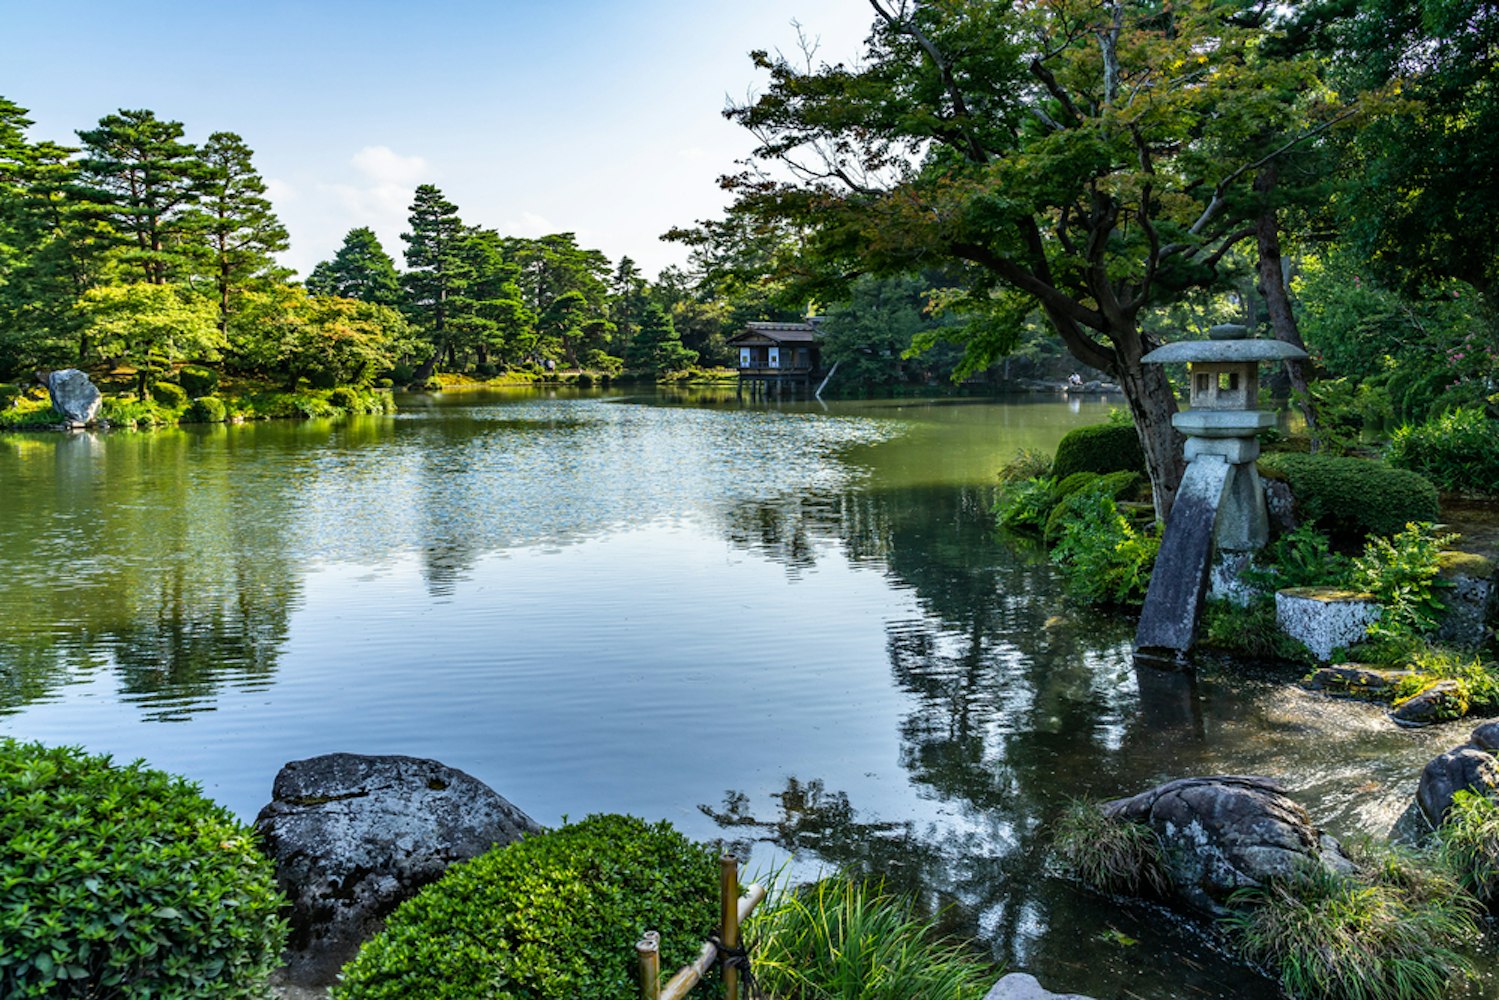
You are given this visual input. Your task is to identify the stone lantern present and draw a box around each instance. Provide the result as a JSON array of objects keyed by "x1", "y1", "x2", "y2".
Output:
[{"x1": 1134, "y1": 324, "x2": 1307, "y2": 657}]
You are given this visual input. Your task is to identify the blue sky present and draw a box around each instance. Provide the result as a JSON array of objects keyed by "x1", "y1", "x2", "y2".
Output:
[{"x1": 1, "y1": 1, "x2": 872, "y2": 278}]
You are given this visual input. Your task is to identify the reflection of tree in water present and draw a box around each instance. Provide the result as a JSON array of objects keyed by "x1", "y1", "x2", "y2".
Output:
[{"x1": 704, "y1": 483, "x2": 1266, "y2": 996}]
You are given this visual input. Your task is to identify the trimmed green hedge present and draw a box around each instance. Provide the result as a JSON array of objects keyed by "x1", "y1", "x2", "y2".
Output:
[
  {"x1": 1258, "y1": 452, "x2": 1439, "y2": 539},
  {"x1": 1051, "y1": 423, "x2": 1145, "y2": 481},
  {"x1": 335, "y1": 814, "x2": 720, "y2": 1000},
  {"x1": 0, "y1": 740, "x2": 286, "y2": 998}
]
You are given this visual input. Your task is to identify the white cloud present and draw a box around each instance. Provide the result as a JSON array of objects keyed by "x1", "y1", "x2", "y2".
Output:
[
  {"x1": 350, "y1": 145, "x2": 429, "y2": 187},
  {"x1": 264, "y1": 177, "x2": 297, "y2": 204},
  {"x1": 504, "y1": 211, "x2": 559, "y2": 238}
]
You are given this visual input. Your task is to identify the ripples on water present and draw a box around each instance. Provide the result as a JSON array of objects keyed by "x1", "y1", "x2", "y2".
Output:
[{"x1": 0, "y1": 390, "x2": 1491, "y2": 998}]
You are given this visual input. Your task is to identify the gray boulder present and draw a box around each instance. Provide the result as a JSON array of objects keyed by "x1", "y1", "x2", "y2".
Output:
[
  {"x1": 254, "y1": 753, "x2": 541, "y2": 986},
  {"x1": 1102, "y1": 775, "x2": 1353, "y2": 915},
  {"x1": 1417, "y1": 746, "x2": 1499, "y2": 826},
  {"x1": 1391, "y1": 679, "x2": 1468, "y2": 726},
  {"x1": 985, "y1": 972, "x2": 1096, "y2": 1000},
  {"x1": 45, "y1": 368, "x2": 101, "y2": 426}
]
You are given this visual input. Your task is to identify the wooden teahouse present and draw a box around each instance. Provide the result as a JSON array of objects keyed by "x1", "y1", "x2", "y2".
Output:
[{"x1": 727, "y1": 320, "x2": 825, "y2": 397}]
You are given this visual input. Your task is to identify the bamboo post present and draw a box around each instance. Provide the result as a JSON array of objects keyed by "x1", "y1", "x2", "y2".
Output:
[
  {"x1": 637, "y1": 931, "x2": 661, "y2": 1000},
  {"x1": 720, "y1": 855, "x2": 740, "y2": 1000},
  {"x1": 658, "y1": 882, "x2": 767, "y2": 1000}
]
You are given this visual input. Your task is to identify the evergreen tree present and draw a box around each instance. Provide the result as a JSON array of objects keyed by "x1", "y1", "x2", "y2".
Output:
[
  {"x1": 624, "y1": 300, "x2": 695, "y2": 375},
  {"x1": 454, "y1": 227, "x2": 531, "y2": 367},
  {"x1": 194, "y1": 131, "x2": 289, "y2": 336},
  {"x1": 306, "y1": 226, "x2": 402, "y2": 307},
  {"x1": 76, "y1": 109, "x2": 206, "y2": 285},
  {"x1": 401, "y1": 184, "x2": 469, "y2": 379}
]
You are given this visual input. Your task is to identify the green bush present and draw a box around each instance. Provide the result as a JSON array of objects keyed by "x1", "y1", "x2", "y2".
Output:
[
  {"x1": 335, "y1": 814, "x2": 719, "y2": 1000},
  {"x1": 1387, "y1": 409, "x2": 1499, "y2": 497},
  {"x1": 328, "y1": 387, "x2": 359, "y2": 411},
  {"x1": 99, "y1": 395, "x2": 174, "y2": 427},
  {"x1": 150, "y1": 380, "x2": 188, "y2": 408},
  {"x1": 1243, "y1": 524, "x2": 1355, "y2": 592},
  {"x1": 389, "y1": 363, "x2": 415, "y2": 385},
  {"x1": 1200, "y1": 598, "x2": 1317, "y2": 664},
  {"x1": 576, "y1": 372, "x2": 595, "y2": 387},
  {"x1": 1223, "y1": 862, "x2": 1475, "y2": 1000},
  {"x1": 1053, "y1": 800, "x2": 1171, "y2": 897},
  {"x1": 1257, "y1": 453, "x2": 1439, "y2": 539},
  {"x1": 1050, "y1": 487, "x2": 1160, "y2": 605},
  {"x1": 375, "y1": 377, "x2": 395, "y2": 389},
  {"x1": 1388, "y1": 647, "x2": 1499, "y2": 715},
  {"x1": 996, "y1": 447, "x2": 1053, "y2": 483},
  {"x1": 1352, "y1": 522, "x2": 1458, "y2": 640},
  {"x1": 184, "y1": 396, "x2": 227, "y2": 423},
  {"x1": 995, "y1": 476, "x2": 1056, "y2": 534},
  {"x1": 746, "y1": 875, "x2": 994, "y2": 1000},
  {"x1": 177, "y1": 366, "x2": 219, "y2": 399},
  {"x1": 0, "y1": 396, "x2": 59, "y2": 429},
  {"x1": 0, "y1": 740, "x2": 286, "y2": 998},
  {"x1": 1043, "y1": 471, "x2": 1139, "y2": 543},
  {"x1": 1050, "y1": 422, "x2": 1145, "y2": 481}
]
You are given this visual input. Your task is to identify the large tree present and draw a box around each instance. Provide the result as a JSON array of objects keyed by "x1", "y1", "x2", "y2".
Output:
[
  {"x1": 718, "y1": 0, "x2": 1343, "y2": 516},
  {"x1": 76, "y1": 109, "x2": 205, "y2": 286},
  {"x1": 194, "y1": 131, "x2": 289, "y2": 336},
  {"x1": 306, "y1": 226, "x2": 403, "y2": 307},
  {"x1": 401, "y1": 184, "x2": 469, "y2": 379}
]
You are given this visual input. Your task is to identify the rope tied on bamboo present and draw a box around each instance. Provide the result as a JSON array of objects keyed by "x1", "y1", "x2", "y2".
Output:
[{"x1": 707, "y1": 932, "x2": 765, "y2": 1000}]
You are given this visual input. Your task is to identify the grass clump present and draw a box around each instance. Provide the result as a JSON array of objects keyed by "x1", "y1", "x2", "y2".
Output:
[
  {"x1": 745, "y1": 875, "x2": 995, "y2": 1000},
  {"x1": 1052, "y1": 800, "x2": 1171, "y2": 897},
  {"x1": 1223, "y1": 862, "x2": 1475, "y2": 1000},
  {"x1": 0, "y1": 739, "x2": 286, "y2": 999},
  {"x1": 1434, "y1": 791, "x2": 1499, "y2": 909},
  {"x1": 335, "y1": 814, "x2": 719, "y2": 1000}
]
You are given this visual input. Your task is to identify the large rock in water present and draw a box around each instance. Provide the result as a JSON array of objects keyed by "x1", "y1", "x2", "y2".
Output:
[
  {"x1": 1415, "y1": 722, "x2": 1499, "y2": 827},
  {"x1": 985, "y1": 972, "x2": 1097, "y2": 999},
  {"x1": 1102, "y1": 775, "x2": 1353, "y2": 915},
  {"x1": 45, "y1": 368, "x2": 101, "y2": 426},
  {"x1": 254, "y1": 753, "x2": 541, "y2": 985}
]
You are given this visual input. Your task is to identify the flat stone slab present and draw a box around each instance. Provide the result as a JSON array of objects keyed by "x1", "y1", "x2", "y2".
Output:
[
  {"x1": 1276, "y1": 588, "x2": 1381, "y2": 661},
  {"x1": 985, "y1": 972, "x2": 1097, "y2": 1000}
]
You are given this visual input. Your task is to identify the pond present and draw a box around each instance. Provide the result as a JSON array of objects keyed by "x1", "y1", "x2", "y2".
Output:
[{"x1": 0, "y1": 387, "x2": 1490, "y2": 998}]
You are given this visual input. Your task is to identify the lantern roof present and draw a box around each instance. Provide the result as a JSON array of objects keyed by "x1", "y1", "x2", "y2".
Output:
[{"x1": 1142, "y1": 337, "x2": 1308, "y2": 365}]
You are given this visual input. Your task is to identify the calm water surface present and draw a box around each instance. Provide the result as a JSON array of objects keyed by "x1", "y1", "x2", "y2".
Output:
[{"x1": 0, "y1": 388, "x2": 1489, "y2": 998}]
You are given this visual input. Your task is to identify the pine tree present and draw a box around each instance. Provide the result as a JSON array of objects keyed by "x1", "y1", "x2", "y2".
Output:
[
  {"x1": 625, "y1": 300, "x2": 696, "y2": 376},
  {"x1": 76, "y1": 109, "x2": 206, "y2": 285},
  {"x1": 401, "y1": 184, "x2": 469, "y2": 379},
  {"x1": 306, "y1": 227, "x2": 402, "y2": 307},
  {"x1": 194, "y1": 131, "x2": 289, "y2": 337}
]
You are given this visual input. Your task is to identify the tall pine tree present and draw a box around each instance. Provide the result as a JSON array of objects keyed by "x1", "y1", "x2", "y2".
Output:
[
  {"x1": 307, "y1": 226, "x2": 402, "y2": 306},
  {"x1": 401, "y1": 184, "x2": 468, "y2": 380},
  {"x1": 194, "y1": 131, "x2": 289, "y2": 336}
]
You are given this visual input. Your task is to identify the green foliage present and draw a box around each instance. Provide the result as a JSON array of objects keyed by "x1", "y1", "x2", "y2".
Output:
[
  {"x1": 1223, "y1": 862, "x2": 1475, "y2": 1000},
  {"x1": 1243, "y1": 524, "x2": 1355, "y2": 592},
  {"x1": 177, "y1": 366, "x2": 219, "y2": 398},
  {"x1": 1387, "y1": 647, "x2": 1499, "y2": 714},
  {"x1": 1050, "y1": 487, "x2": 1160, "y2": 606},
  {"x1": 1200, "y1": 598, "x2": 1317, "y2": 664},
  {"x1": 1052, "y1": 801, "x2": 1171, "y2": 897},
  {"x1": 1257, "y1": 453, "x2": 1440, "y2": 540},
  {"x1": 996, "y1": 448, "x2": 1052, "y2": 484},
  {"x1": 624, "y1": 301, "x2": 696, "y2": 376},
  {"x1": 184, "y1": 396, "x2": 226, "y2": 423},
  {"x1": 1352, "y1": 523, "x2": 1458, "y2": 641},
  {"x1": 335, "y1": 814, "x2": 719, "y2": 1000},
  {"x1": 307, "y1": 227, "x2": 403, "y2": 307},
  {"x1": 745, "y1": 875, "x2": 994, "y2": 1000},
  {"x1": 1050, "y1": 423, "x2": 1145, "y2": 482},
  {"x1": 1387, "y1": 409, "x2": 1499, "y2": 498},
  {"x1": 98, "y1": 394, "x2": 175, "y2": 428},
  {"x1": 0, "y1": 739, "x2": 286, "y2": 998},
  {"x1": 0, "y1": 395, "x2": 60, "y2": 429},
  {"x1": 818, "y1": 274, "x2": 960, "y2": 389},
  {"x1": 1435, "y1": 791, "x2": 1499, "y2": 909},
  {"x1": 79, "y1": 283, "x2": 224, "y2": 393},
  {"x1": 1043, "y1": 471, "x2": 1140, "y2": 544},
  {"x1": 150, "y1": 380, "x2": 188, "y2": 408},
  {"x1": 995, "y1": 476, "x2": 1056, "y2": 534}
]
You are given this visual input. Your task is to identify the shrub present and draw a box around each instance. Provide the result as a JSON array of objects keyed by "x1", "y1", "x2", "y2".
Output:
[
  {"x1": 996, "y1": 447, "x2": 1053, "y2": 483},
  {"x1": 335, "y1": 814, "x2": 719, "y2": 1000},
  {"x1": 576, "y1": 371, "x2": 595, "y2": 387},
  {"x1": 1200, "y1": 598, "x2": 1317, "y2": 664},
  {"x1": 746, "y1": 875, "x2": 994, "y2": 1000},
  {"x1": 1387, "y1": 408, "x2": 1499, "y2": 497},
  {"x1": 99, "y1": 395, "x2": 173, "y2": 427},
  {"x1": 184, "y1": 396, "x2": 227, "y2": 423},
  {"x1": 1050, "y1": 487, "x2": 1160, "y2": 605},
  {"x1": 1052, "y1": 800, "x2": 1171, "y2": 897},
  {"x1": 150, "y1": 380, "x2": 188, "y2": 408},
  {"x1": 1043, "y1": 470, "x2": 1139, "y2": 543},
  {"x1": 375, "y1": 377, "x2": 394, "y2": 389},
  {"x1": 1050, "y1": 422, "x2": 1145, "y2": 480},
  {"x1": 177, "y1": 366, "x2": 219, "y2": 398},
  {"x1": 1388, "y1": 647, "x2": 1499, "y2": 714},
  {"x1": 1257, "y1": 453, "x2": 1439, "y2": 540},
  {"x1": 1243, "y1": 524, "x2": 1355, "y2": 592},
  {"x1": 1435, "y1": 791, "x2": 1499, "y2": 909},
  {"x1": 328, "y1": 387, "x2": 359, "y2": 411},
  {"x1": 1223, "y1": 863, "x2": 1475, "y2": 1000},
  {"x1": 0, "y1": 740, "x2": 286, "y2": 999},
  {"x1": 995, "y1": 476, "x2": 1056, "y2": 534},
  {"x1": 0, "y1": 396, "x2": 59, "y2": 429},
  {"x1": 1352, "y1": 522, "x2": 1458, "y2": 641},
  {"x1": 389, "y1": 363, "x2": 415, "y2": 385}
]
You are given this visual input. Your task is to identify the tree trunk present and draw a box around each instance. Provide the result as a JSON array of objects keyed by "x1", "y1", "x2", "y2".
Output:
[
  {"x1": 1113, "y1": 348, "x2": 1185, "y2": 523},
  {"x1": 1254, "y1": 164, "x2": 1319, "y2": 449}
]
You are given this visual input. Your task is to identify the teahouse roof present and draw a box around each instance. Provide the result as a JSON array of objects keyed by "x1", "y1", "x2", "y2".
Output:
[{"x1": 728, "y1": 321, "x2": 821, "y2": 346}]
